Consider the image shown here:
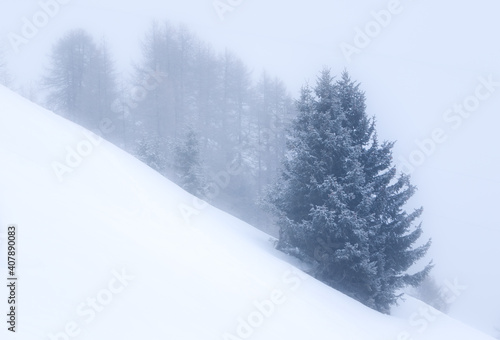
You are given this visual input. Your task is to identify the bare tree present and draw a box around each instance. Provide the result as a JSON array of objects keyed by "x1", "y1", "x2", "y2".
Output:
[{"x1": 43, "y1": 29, "x2": 118, "y2": 132}]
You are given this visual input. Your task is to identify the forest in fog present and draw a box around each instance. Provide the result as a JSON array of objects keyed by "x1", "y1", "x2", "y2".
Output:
[{"x1": 21, "y1": 23, "x2": 297, "y2": 232}]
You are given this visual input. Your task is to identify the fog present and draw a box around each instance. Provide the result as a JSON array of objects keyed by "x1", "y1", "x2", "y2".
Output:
[{"x1": 1, "y1": 0, "x2": 499, "y2": 336}]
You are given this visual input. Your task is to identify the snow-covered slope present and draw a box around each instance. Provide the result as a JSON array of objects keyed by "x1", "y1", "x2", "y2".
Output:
[{"x1": 0, "y1": 86, "x2": 494, "y2": 339}]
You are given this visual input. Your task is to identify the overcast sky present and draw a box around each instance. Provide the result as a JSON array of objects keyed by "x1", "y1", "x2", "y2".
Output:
[{"x1": 2, "y1": 0, "x2": 500, "y2": 335}]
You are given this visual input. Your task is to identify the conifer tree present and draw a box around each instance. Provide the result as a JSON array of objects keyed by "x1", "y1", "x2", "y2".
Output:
[
  {"x1": 174, "y1": 128, "x2": 206, "y2": 197},
  {"x1": 134, "y1": 134, "x2": 168, "y2": 175},
  {"x1": 268, "y1": 69, "x2": 432, "y2": 313}
]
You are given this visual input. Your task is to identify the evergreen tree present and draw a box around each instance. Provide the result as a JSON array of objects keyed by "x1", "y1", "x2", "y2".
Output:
[
  {"x1": 174, "y1": 128, "x2": 206, "y2": 197},
  {"x1": 268, "y1": 69, "x2": 432, "y2": 313},
  {"x1": 134, "y1": 133, "x2": 168, "y2": 175}
]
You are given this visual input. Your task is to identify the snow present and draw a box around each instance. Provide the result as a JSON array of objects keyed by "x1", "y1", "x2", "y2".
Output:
[{"x1": 0, "y1": 85, "x2": 495, "y2": 339}]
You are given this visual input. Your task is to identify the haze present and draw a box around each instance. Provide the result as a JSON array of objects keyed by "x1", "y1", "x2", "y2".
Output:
[{"x1": 1, "y1": 0, "x2": 499, "y2": 336}]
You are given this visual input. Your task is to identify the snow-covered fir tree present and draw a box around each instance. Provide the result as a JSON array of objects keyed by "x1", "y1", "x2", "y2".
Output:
[
  {"x1": 134, "y1": 133, "x2": 168, "y2": 175},
  {"x1": 268, "y1": 69, "x2": 432, "y2": 313},
  {"x1": 174, "y1": 128, "x2": 206, "y2": 197}
]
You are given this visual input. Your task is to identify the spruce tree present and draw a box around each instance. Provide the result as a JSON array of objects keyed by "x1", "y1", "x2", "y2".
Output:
[
  {"x1": 268, "y1": 69, "x2": 432, "y2": 313},
  {"x1": 134, "y1": 134, "x2": 168, "y2": 175},
  {"x1": 174, "y1": 128, "x2": 206, "y2": 197}
]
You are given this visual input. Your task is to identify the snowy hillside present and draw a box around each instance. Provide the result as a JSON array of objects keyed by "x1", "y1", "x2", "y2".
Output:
[{"x1": 0, "y1": 85, "x2": 494, "y2": 339}]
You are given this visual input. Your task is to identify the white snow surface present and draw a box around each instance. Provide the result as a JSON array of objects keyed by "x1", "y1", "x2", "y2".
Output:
[{"x1": 0, "y1": 85, "x2": 494, "y2": 339}]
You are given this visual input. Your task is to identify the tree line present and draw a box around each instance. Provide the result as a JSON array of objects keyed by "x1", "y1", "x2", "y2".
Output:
[{"x1": 40, "y1": 23, "x2": 296, "y2": 231}]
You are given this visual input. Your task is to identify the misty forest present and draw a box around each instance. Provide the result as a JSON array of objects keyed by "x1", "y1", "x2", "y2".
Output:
[
  {"x1": 0, "y1": 22, "x2": 435, "y2": 313},
  {"x1": 1, "y1": 4, "x2": 499, "y2": 339}
]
